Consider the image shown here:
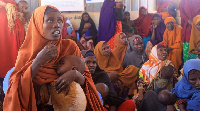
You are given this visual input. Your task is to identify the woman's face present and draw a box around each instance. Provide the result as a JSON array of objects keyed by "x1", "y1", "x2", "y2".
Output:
[
  {"x1": 119, "y1": 33, "x2": 128, "y2": 45},
  {"x1": 196, "y1": 21, "x2": 200, "y2": 31},
  {"x1": 153, "y1": 17, "x2": 161, "y2": 25},
  {"x1": 141, "y1": 8, "x2": 147, "y2": 16},
  {"x1": 133, "y1": 39, "x2": 143, "y2": 53},
  {"x1": 157, "y1": 47, "x2": 167, "y2": 61},
  {"x1": 166, "y1": 22, "x2": 174, "y2": 31},
  {"x1": 188, "y1": 70, "x2": 200, "y2": 90},
  {"x1": 124, "y1": 13, "x2": 130, "y2": 20},
  {"x1": 43, "y1": 11, "x2": 63, "y2": 41},
  {"x1": 102, "y1": 43, "x2": 111, "y2": 56},
  {"x1": 84, "y1": 56, "x2": 97, "y2": 74},
  {"x1": 83, "y1": 14, "x2": 89, "y2": 22}
]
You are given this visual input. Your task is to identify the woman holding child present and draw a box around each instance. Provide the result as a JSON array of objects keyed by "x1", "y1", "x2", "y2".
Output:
[{"x1": 3, "y1": 5, "x2": 104, "y2": 111}]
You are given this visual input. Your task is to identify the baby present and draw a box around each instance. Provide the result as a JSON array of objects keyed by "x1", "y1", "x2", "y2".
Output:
[
  {"x1": 51, "y1": 55, "x2": 87, "y2": 111},
  {"x1": 80, "y1": 23, "x2": 94, "y2": 51},
  {"x1": 153, "y1": 65, "x2": 174, "y2": 93}
]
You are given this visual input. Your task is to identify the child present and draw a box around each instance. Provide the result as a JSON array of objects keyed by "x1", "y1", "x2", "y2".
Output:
[
  {"x1": 40, "y1": 55, "x2": 87, "y2": 111},
  {"x1": 80, "y1": 23, "x2": 94, "y2": 51},
  {"x1": 65, "y1": 20, "x2": 73, "y2": 35},
  {"x1": 153, "y1": 65, "x2": 175, "y2": 93}
]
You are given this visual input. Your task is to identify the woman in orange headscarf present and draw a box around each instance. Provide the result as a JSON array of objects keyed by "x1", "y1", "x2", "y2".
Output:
[
  {"x1": 3, "y1": 5, "x2": 104, "y2": 111},
  {"x1": 162, "y1": 17, "x2": 183, "y2": 71},
  {"x1": 94, "y1": 41, "x2": 139, "y2": 96},
  {"x1": 188, "y1": 15, "x2": 200, "y2": 59}
]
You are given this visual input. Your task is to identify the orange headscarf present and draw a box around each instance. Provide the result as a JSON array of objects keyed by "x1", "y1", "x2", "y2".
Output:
[
  {"x1": 3, "y1": 5, "x2": 103, "y2": 111},
  {"x1": 112, "y1": 32, "x2": 128, "y2": 63},
  {"x1": 163, "y1": 17, "x2": 182, "y2": 70},
  {"x1": 189, "y1": 15, "x2": 200, "y2": 54},
  {"x1": 94, "y1": 41, "x2": 139, "y2": 95}
]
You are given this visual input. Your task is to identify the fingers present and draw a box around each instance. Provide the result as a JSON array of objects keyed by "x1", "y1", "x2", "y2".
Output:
[
  {"x1": 55, "y1": 79, "x2": 69, "y2": 94},
  {"x1": 65, "y1": 86, "x2": 69, "y2": 95}
]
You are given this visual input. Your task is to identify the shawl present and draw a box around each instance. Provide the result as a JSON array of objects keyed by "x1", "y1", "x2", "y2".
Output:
[
  {"x1": 123, "y1": 35, "x2": 148, "y2": 68},
  {"x1": 157, "y1": 0, "x2": 171, "y2": 13},
  {"x1": 179, "y1": 0, "x2": 200, "y2": 42},
  {"x1": 189, "y1": 15, "x2": 200, "y2": 54},
  {"x1": 149, "y1": 13, "x2": 166, "y2": 46},
  {"x1": 0, "y1": 0, "x2": 25, "y2": 78},
  {"x1": 112, "y1": 33, "x2": 128, "y2": 64},
  {"x1": 134, "y1": 6, "x2": 153, "y2": 37},
  {"x1": 3, "y1": 5, "x2": 104, "y2": 111},
  {"x1": 171, "y1": 59, "x2": 200, "y2": 111},
  {"x1": 97, "y1": 0, "x2": 116, "y2": 42}
]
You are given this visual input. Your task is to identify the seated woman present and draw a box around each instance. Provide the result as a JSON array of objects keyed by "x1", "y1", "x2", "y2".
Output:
[
  {"x1": 188, "y1": 15, "x2": 200, "y2": 60},
  {"x1": 163, "y1": 17, "x2": 183, "y2": 71},
  {"x1": 172, "y1": 59, "x2": 200, "y2": 111},
  {"x1": 157, "y1": 0, "x2": 176, "y2": 19},
  {"x1": 94, "y1": 41, "x2": 139, "y2": 97},
  {"x1": 123, "y1": 35, "x2": 148, "y2": 68},
  {"x1": 136, "y1": 43, "x2": 178, "y2": 110},
  {"x1": 77, "y1": 12, "x2": 97, "y2": 46},
  {"x1": 82, "y1": 50, "x2": 136, "y2": 111},
  {"x1": 146, "y1": 13, "x2": 166, "y2": 56},
  {"x1": 133, "y1": 6, "x2": 153, "y2": 48},
  {"x1": 3, "y1": 6, "x2": 104, "y2": 111},
  {"x1": 65, "y1": 20, "x2": 73, "y2": 35}
]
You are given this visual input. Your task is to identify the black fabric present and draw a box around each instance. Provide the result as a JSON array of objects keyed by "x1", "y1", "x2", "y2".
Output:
[
  {"x1": 138, "y1": 90, "x2": 167, "y2": 111},
  {"x1": 114, "y1": 8, "x2": 124, "y2": 21},
  {"x1": 92, "y1": 66, "x2": 125, "y2": 107}
]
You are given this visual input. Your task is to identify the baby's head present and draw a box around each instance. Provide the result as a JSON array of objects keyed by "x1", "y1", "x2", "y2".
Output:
[
  {"x1": 158, "y1": 90, "x2": 176, "y2": 105},
  {"x1": 57, "y1": 55, "x2": 85, "y2": 75},
  {"x1": 84, "y1": 23, "x2": 91, "y2": 29},
  {"x1": 160, "y1": 65, "x2": 174, "y2": 79}
]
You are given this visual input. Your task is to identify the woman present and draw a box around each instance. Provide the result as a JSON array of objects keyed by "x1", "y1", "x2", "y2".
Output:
[
  {"x1": 133, "y1": 6, "x2": 153, "y2": 48},
  {"x1": 172, "y1": 59, "x2": 200, "y2": 111},
  {"x1": 3, "y1": 5, "x2": 104, "y2": 111},
  {"x1": 188, "y1": 15, "x2": 200, "y2": 60},
  {"x1": 180, "y1": 0, "x2": 200, "y2": 63},
  {"x1": 137, "y1": 43, "x2": 178, "y2": 110},
  {"x1": 123, "y1": 35, "x2": 148, "y2": 69},
  {"x1": 157, "y1": 0, "x2": 176, "y2": 19},
  {"x1": 78, "y1": 12, "x2": 97, "y2": 46},
  {"x1": 82, "y1": 50, "x2": 136, "y2": 111},
  {"x1": 146, "y1": 13, "x2": 166, "y2": 56},
  {"x1": 163, "y1": 17, "x2": 183, "y2": 71},
  {"x1": 94, "y1": 41, "x2": 139, "y2": 96}
]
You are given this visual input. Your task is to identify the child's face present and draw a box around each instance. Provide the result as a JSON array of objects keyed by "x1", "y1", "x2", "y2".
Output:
[
  {"x1": 84, "y1": 56, "x2": 97, "y2": 74},
  {"x1": 133, "y1": 39, "x2": 143, "y2": 53},
  {"x1": 119, "y1": 33, "x2": 128, "y2": 45},
  {"x1": 188, "y1": 70, "x2": 200, "y2": 90},
  {"x1": 102, "y1": 43, "x2": 111, "y2": 56},
  {"x1": 82, "y1": 23, "x2": 91, "y2": 33},
  {"x1": 18, "y1": 2, "x2": 28, "y2": 14},
  {"x1": 57, "y1": 57, "x2": 72, "y2": 75}
]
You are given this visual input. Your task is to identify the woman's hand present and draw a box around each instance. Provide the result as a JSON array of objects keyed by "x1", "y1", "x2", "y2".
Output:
[
  {"x1": 54, "y1": 70, "x2": 85, "y2": 95},
  {"x1": 35, "y1": 44, "x2": 58, "y2": 65}
]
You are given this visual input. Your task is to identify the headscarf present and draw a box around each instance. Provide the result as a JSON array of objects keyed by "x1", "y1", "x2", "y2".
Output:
[
  {"x1": 62, "y1": 16, "x2": 68, "y2": 39},
  {"x1": 3, "y1": 5, "x2": 104, "y2": 111},
  {"x1": 139, "y1": 44, "x2": 169, "y2": 84},
  {"x1": 171, "y1": 59, "x2": 200, "y2": 111},
  {"x1": 94, "y1": 41, "x2": 123, "y2": 73},
  {"x1": 112, "y1": 33, "x2": 128, "y2": 63},
  {"x1": 123, "y1": 35, "x2": 148, "y2": 68},
  {"x1": 66, "y1": 20, "x2": 73, "y2": 30},
  {"x1": 157, "y1": 0, "x2": 171, "y2": 13},
  {"x1": 179, "y1": 0, "x2": 200, "y2": 42},
  {"x1": 149, "y1": 13, "x2": 166, "y2": 46},
  {"x1": 133, "y1": 6, "x2": 153, "y2": 37},
  {"x1": 97, "y1": 0, "x2": 116, "y2": 42},
  {"x1": 189, "y1": 15, "x2": 200, "y2": 54}
]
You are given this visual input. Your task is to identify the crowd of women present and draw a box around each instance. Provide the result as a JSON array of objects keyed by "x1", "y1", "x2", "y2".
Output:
[{"x1": 0, "y1": 0, "x2": 200, "y2": 111}]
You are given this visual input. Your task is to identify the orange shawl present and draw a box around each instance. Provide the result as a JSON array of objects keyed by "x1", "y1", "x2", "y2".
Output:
[
  {"x1": 94, "y1": 41, "x2": 139, "y2": 95},
  {"x1": 112, "y1": 33, "x2": 128, "y2": 64},
  {"x1": 189, "y1": 15, "x2": 200, "y2": 54},
  {"x1": 163, "y1": 17, "x2": 182, "y2": 70},
  {"x1": 3, "y1": 5, "x2": 103, "y2": 111}
]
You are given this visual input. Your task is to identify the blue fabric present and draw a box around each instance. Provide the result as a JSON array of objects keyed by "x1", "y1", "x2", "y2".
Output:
[
  {"x1": 97, "y1": 91, "x2": 104, "y2": 105},
  {"x1": 67, "y1": 27, "x2": 72, "y2": 35},
  {"x1": 171, "y1": 59, "x2": 200, "y2": 111},
  {"x1": 97, "y1": 0, "x2": 116, "y2": 42},
  {"x1": 85, "y1": 28, "x2": 92, "y2": 37},
  {"x1": 142, "y1": 35, "x2": 151, "y2": 49},
  {"x1": 3, "y1": 67, "x2": 14, "y2": 94}
]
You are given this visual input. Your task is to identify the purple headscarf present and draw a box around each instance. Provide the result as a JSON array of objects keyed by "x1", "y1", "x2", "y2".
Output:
[
  {"x1": 149, "y1": 13, "x2": 166, "y2": 46},
  {"x1": 97, "y1": 0, "x2": 116, "y2": 42}
]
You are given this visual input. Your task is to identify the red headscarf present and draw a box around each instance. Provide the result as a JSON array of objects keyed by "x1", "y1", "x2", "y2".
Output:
[
  {"x1": 0, "y1": 0, "x2": 25, "y2": 78},
  {"x1": 179, "y1": 0, "x2": 200, "y2": 42},
  {"x1": 157, "y1": 0, "x2": 171, "y2": 13},
  {"x1": 134, "y1": 6, "x2": 153, "y2": 37}
]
